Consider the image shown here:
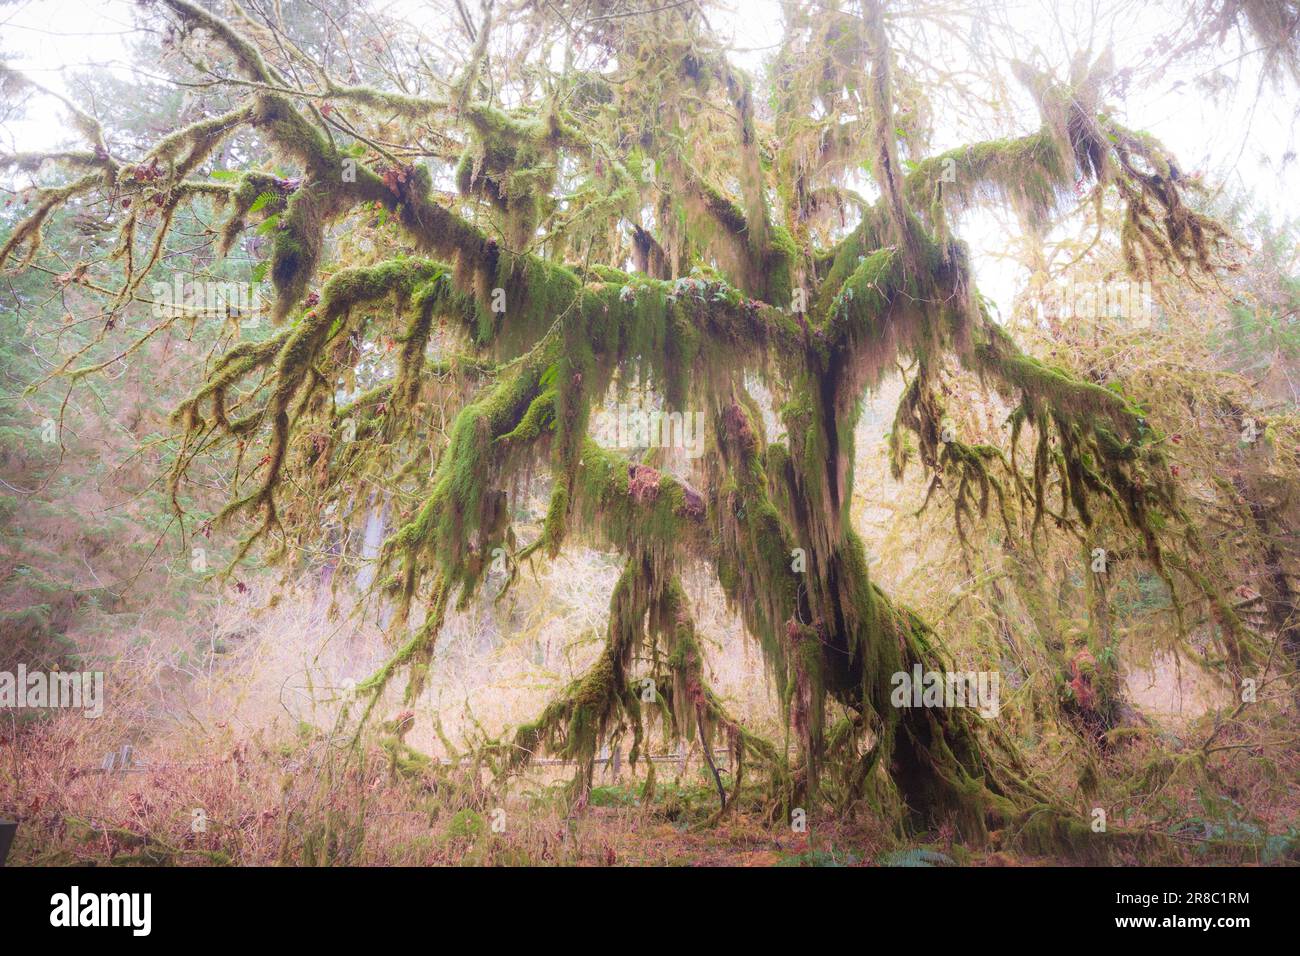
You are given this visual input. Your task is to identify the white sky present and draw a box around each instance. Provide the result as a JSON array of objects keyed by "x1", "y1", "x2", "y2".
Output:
[{"x1": 2, "y1": 0, "x2": 1296, "y2": 311}]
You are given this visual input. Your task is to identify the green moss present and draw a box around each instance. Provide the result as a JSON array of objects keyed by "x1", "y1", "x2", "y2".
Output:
[{"x1": 903, "y1": 129, "x2": 1068, "y2": 232}]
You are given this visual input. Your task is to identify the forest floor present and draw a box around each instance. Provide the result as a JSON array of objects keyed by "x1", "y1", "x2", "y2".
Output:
[{"x1": 5, "y1": 703, "x2": 1297, "y2": 867}]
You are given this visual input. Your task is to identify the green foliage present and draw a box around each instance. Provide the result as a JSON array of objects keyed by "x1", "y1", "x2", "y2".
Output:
[{"x1": 876, "y1": 847, "x2": 957, "y2": 867}]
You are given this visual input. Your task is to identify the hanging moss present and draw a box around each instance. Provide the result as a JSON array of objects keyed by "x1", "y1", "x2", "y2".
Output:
[{"x1": 904, "y1": 130, "x2": 1069, "y2": 233}]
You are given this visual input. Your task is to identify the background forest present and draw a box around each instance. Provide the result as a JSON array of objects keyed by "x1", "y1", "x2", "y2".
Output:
[{"x1": 0, "y1": 0, "x2": 1298, "y2": 866}]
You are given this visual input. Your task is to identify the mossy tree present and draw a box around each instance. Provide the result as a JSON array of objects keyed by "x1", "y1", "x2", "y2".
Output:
[{"x1": 0, "y1": 0, "x2": 1268, "y2": 847}]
